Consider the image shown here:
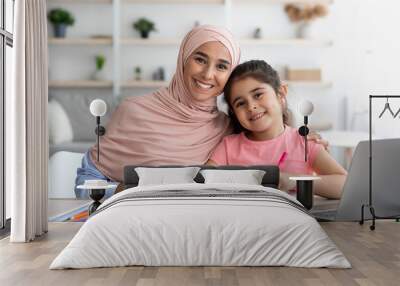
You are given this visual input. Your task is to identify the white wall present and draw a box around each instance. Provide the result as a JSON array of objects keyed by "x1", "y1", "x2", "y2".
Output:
[
  {"x1": 324, "y1": 0, "x2": 400, "y2": 138},
  {"x1": 47, "y1": 0, "x2": 400, "y2": 153}
]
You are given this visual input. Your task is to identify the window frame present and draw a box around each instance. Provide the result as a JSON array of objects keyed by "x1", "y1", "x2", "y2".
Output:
[{"x1": 0, "y1": 0, "x2": 14, "y2": 232}]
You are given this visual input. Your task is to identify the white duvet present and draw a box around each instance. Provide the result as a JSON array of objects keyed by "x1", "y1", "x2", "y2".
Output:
[{"x1": 50, "y1": 183, "x2": 351, "y2": 269}]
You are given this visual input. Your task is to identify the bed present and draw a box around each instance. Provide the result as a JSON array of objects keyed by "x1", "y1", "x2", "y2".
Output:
[{"x1": 50, "y1": 165, "x2": 350, "y2": 269}]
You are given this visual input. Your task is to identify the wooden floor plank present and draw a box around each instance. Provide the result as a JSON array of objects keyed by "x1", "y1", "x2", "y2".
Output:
[{"x1": 1, "y1": 221, "x2": 400, "y2": 286}]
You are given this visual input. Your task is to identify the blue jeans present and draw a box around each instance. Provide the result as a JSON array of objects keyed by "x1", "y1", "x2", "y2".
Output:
[{"x1": 75, "y1": 151, "x2": 117, "y2": 199}]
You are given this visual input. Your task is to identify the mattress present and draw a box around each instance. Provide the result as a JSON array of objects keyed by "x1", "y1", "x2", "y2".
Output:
[{"x1": 50, "y1": 183, "x2": 351, "y2": 269}]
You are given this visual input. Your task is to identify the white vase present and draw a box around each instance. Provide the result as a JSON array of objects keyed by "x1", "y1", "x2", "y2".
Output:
[
  {"x1": 297, "y1": 21, "x2": 314, "y2": 39},
  {"x1": 91, "y1": 70, "x2": 106, "y2": 81}
]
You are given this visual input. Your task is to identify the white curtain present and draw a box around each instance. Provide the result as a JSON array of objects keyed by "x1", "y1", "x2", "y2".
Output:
[{"x1": 7, "y1": 0, "x2": 48, "y2": 242}]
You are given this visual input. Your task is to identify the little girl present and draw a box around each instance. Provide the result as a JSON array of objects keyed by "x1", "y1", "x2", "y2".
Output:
[{"x1": 207, "y1": 60, "x2": 347, "y2": 199}]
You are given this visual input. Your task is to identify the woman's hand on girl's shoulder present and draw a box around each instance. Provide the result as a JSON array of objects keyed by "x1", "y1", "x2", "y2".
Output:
[
  {"x1": 307, "y1": 131, "x2": 329, "y2": 151},
  {"x1": 205, "y1": 159, "x2": 218, "y2": 166}
]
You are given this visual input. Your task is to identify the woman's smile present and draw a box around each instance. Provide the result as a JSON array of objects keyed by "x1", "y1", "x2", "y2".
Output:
[{"x1": 193, "y1": 78, "x2": 214, "y2": 90}]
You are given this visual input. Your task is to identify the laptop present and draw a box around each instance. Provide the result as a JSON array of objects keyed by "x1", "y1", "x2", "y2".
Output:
[{"x1": 311, "y1": 138, "x2": 400, "y2": 221}]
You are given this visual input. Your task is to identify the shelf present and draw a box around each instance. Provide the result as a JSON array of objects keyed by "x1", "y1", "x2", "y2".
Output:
[
  {"x1": 121, "y1": 80, "x2": 168, "y2": 88},
  {"x1": 123, "y1": 0, "x2": 224, "y2": 3},
  {"x1": 49, "y1": 80, "x2": 113, "y2": 88},
  {"x1": 47, "y1": 0, "x2": 112, "y2": 3},
  {"x1": 120, "y1": 37, "x2": 332, "y2": 47},
  {"x1": 121, "y1": 38, "x2": 181, "y2": 45},
  {"x1": 49, "y1": 80, "x2": 331, "y2": 89},
  {"x1": 49, "y1": 37, "x2": 332, "y2": 47},
  {"x1": 120, "y1": 80, "x2": 331, "y2": 88},
  {"x1": 240, "y1": 38, "x2": 332, "y2": 47},
  {"x1": 232, "y1": 0, "x2": 333, "y2": 4},
  {"x1": 48, "y1": 0, "x2": 331, "y2": 3},
  {"x1": 285, "y1": 80, "x2": 332, "y2": 88},
  {"x1": 48, "y1": 37, "x2": 113, "y2": 45}
]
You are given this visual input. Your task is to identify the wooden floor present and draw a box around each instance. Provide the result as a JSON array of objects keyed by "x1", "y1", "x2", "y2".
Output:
[
  {"x1": 0, "y1": 221, "x2": 399, "y2": 286},
  {"x1": 48, "y1": 199, "x2": 91, "y2": 218}
]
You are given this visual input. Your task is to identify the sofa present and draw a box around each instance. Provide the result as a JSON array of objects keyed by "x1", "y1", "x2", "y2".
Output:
[
  {"x1": 48, "y1": 92, "x2": 118, "y2": 157},
  {"x1": 48, "y1": 92, "x2": 118, "y2": 198}
]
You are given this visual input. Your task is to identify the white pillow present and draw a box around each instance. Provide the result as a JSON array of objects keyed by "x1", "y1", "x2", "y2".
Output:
[
  {"x1": 48, "y1": 100, "x2": 74, "y2": 144},
  {"x1": 135, "y1": 167, "x2": 201, "y2": 186},
  {"x1": 200, "y1": 169, "x2": 266, "y2": 185}
]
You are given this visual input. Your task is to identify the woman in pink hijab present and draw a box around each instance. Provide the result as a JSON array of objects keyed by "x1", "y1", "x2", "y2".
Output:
[{"x1": 75, "y1": 25, "x2": 241, "y2": 198}]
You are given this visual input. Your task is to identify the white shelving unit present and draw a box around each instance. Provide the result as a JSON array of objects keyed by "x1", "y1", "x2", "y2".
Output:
[{"x1": 48, "y1": 0, "x2": 333, "y2": 95}]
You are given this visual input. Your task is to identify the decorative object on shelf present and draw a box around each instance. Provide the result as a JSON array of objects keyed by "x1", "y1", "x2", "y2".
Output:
[
  {"x1": 253, "y1": 27, "x2": 262, "y2": 39},
  {"x1": 284, "y1": 4, "x2": 328, "y2": 39},
  {"x1": 47, "y1": 8, "x2": 75, "y2": 38},
  {"x1": 91, "y1": 55, "x2": 106, "y2": 80},
  {"x1": 152, "y1": 67, "x2": 165, "y2": 81},
  {"x1": 134, "y1": 66, "x2": 142, "y2": 81},
  {"x1": 133, "y1": 17, "x2": 157, "y2": 39},
  {"x1": 286, "y1": 67, "x2": 321, "y2": 81},
  {"x1": 89, "y1": 99, "x2": 107, "y2": 162}
]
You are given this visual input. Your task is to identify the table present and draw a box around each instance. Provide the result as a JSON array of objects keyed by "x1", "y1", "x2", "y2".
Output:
[
  {"x1": 319, "y1": 130, "x2": 370, "y2": 168},
  {"x1": 289, "y1": 176, "x2": 321, "y2": 210},
  {"x1": 77, "y1": 183, "x2": 118, "y2": 215}
]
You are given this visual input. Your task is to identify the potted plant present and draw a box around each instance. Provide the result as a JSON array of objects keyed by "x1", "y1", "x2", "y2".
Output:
[
  {"x1": 253, "y1": 27, "x2": 262, "y2": 39},
  {"x1": 47, "y1": 8, "x2": 75, "y2": 38},
  {"x1": 134, "y1": 66, "x2": 142, "y2": 81},
  {"x1": 284, "y1": 4, "x2": 328, "y2": 39},
  {"x1": 133, "y1": 18, "x2": 157, "y2": 39},
  {"x1": 92, "y1": 55, "x2": 106, "y2": 80}
]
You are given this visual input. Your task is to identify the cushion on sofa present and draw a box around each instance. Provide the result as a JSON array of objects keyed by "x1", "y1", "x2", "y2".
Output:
[
  {"x1": 49, "y1": 93, "x2": 116, "y2": 142},
  {"x1": 48, "y1": 99, "x2": 74, "y2": 145},
  {"x1": 50, "y1": 141, "x2": 94, "y2": 157}
]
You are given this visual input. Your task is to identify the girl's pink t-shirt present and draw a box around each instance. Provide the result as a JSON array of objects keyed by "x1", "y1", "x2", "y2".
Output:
[{"x1": 210, "y1": 126, "x2": 323, "y2": 174}]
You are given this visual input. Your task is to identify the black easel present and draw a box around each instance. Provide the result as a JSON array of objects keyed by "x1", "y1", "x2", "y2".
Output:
[{"x1": 359, "y1": 95, "x2": 400, "y2": 230}]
